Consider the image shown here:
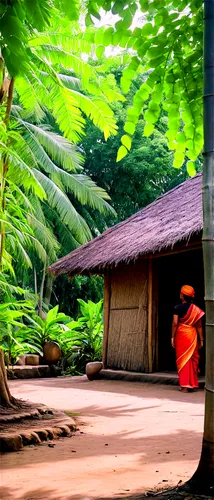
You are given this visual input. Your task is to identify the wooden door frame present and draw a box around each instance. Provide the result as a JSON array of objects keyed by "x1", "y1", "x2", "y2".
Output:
[{"x1": 103, "y1": 272, "x2": 111, "y2": 367}]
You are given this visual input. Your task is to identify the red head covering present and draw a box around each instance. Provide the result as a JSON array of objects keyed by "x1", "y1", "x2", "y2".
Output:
[{"x1": 181, "y1": 285, "x2": 195, "y2": 297}]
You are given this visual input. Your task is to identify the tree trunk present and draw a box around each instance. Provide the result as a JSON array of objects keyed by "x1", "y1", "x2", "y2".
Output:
[
  {"x1": 4, "y1": 76, "x2": 14, "y2": 125},
  {"x1": 0, "y1": 349, "x2": 16, "y2": 408},
  {"x1": 185, "y1": 0, "x2": 214, "y2": 494},
  {"x1": 0, "y1": 77, "x2": 17, "y2": 409},
  {"x1": 38, "y1": 264, "x2": 47, "y2": 320},
  {"x1": 44, "y1": 274, "x2": 54, "y2": 308}
]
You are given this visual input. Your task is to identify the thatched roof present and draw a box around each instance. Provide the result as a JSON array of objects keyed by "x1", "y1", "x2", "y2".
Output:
[{"x1": 49, "y1": 173, "x2": 202, "y2": 277}]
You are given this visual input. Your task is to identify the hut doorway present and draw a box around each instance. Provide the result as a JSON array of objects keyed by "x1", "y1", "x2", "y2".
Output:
[{"x1": 157, "y1": 248, "x2": 205, "y2": 374}]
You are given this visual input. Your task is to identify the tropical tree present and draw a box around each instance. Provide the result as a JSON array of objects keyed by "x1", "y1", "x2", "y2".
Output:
[
  {"x1": 10, "y1": 110, "x2": 115, "y2": 260},
  {"x1": 83, "y1": 0, "x2": 213, "y2": 494},
  {"x1": 82, "y1": 106, "x2": 201, "y2": 224},
  {"x1": 0, "y1": 1, "x2": 120, "y2": 408},
  {"x1": 1, "y1": 113, "x2": 116, "y2": 314},
  {"x1": 0, "y1": 9, "x2": 123, "y2": 284}
]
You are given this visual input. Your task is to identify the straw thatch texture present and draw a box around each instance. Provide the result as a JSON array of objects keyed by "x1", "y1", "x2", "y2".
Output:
[
  {"x1": 107, "y1": 262, "x2": 149, "y2": 372},
  {"x1": 49, "y1": 174, "x2": 202, "y2": 276}
]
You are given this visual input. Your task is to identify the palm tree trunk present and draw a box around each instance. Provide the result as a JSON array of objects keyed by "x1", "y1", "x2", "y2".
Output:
[
  {"x1": 185, "y1": 0, "x2": 214, "y2": 494},
  {"x1": 38, "y1": 264, "x2": 47, "y2": 320},
  {"x1": 44, "y1": 274, "x2": 54, "y2": 307}
]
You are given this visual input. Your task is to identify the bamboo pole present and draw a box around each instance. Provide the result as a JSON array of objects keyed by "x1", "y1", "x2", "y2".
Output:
[
  {"x1": 186, "y1": 0, "x2": 214, "y2": 493},
  {"x1": 103, "y1": 273, "x2": 111, "y2": 367},
  {"x1": 148, "y1": 258, "x2": 153, "y2": 373}
]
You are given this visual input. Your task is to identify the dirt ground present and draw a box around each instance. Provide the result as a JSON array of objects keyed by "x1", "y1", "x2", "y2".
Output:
[{"x1": 0, "y1": 377, "x2": 205, "y2": 500}]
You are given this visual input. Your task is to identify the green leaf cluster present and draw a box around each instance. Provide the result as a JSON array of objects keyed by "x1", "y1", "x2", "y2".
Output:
[
  {"x1": 0, "y1": 0, "x2": 81, "y2": 76},
  {"x1": 90, "y1": 0, "x2": 203, "y2": 173}
]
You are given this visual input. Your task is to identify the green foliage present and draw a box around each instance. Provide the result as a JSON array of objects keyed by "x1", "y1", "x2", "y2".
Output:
[
  {"x1": 10, "y1": 27, "x2": 120, "y2": 143},
  {"x1": 0, "y1": 12, "x2": 121, "y2": 303},
  {"x1": 83, "y1": 1, "x2": 203, "y2": 173},
  {"x1": 0, "y1": 0, "x2": 80, "y2": 76},
  {"x1": 0, "y1": 298, "x2": 104, "y2": 373},
  {"x1": 53, "y1": 275, "x2": 104, "y2": 318},
  {"x1": 21, "y1": 305, "x2": 72, "y2": 349},
  {"x1": 81, "y1": 67, "x2": 202, "y2": 224},
  {"x1": 1, "y1": 112, "x2": 115, "y2": 287},
  {"x1": 59, "y1": 299, "x2": 103, "y2": 375},
  {"x1": 0, "y1": 300, "x2": 42, "y2": 364}
]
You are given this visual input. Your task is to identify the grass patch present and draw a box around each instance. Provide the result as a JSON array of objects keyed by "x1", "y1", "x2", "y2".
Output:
[{"x1": 64, "y1": 411, "x2": 80, "y2": 417}]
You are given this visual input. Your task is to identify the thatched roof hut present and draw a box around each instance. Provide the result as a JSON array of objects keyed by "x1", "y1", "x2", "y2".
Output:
[
  {"x1": 50, "y1": 173, "x2": 202, "y2": 277},
  {"x1": 50, "y1": 174, "x2": 205, "y2": 375}
]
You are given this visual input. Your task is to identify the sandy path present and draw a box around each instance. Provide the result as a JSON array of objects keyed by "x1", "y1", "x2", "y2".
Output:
[{"x1": 0, "y1": 377, "x2": 204, "y2": 500}]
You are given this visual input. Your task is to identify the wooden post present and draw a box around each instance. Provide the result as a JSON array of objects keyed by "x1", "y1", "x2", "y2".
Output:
[
  {"x1": 153, "y1": 260, "x2": 159, "y2": 371},
  {"x1": 148, "y1": 258, "x2": 153, "y2": 373},
  {"x1": 103, "y1": 273, "x2": 111, "y2": 367}
]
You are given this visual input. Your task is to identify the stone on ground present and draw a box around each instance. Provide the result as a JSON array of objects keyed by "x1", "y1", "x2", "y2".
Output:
[{"x1": 86, "y1": 361, "x2": 103, "y2": 380}]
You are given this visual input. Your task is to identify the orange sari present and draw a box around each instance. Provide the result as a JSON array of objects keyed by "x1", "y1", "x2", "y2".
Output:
[{"x1": 175, "y1": 304, "x2": 205, "y2": 388}]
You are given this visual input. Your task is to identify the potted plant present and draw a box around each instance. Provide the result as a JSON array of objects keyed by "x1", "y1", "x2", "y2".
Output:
[{"x1": 24, "y1": 306, "x2": 72, "y2": 364}]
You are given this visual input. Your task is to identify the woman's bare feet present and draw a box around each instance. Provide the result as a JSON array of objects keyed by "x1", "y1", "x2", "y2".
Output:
[{"x1": 179, "y1": 387, "x2": 189, "y2": 393}]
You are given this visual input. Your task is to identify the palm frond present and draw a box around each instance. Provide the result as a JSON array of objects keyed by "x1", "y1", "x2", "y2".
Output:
[
  {"x1": 0, "y1": 274, "x2": 25, "y2": 299},
  {"x1": 28, "y1": 195, "x2": 47, "y2": 225},
  {"x1": 11, "y1": 105, "x2": 25, "y2": 117},
  {"x1": 8, "y1": 236, "x2": 32, "y2": 269},
  {"x1": 50, "y1": 85, "x2": 85, "y2": 143},
  {"x1": 10, "y1": 128, "x2": 38, "y2": 170},
  {"x1": 57, "y1": 73, "x2": 81, "y2": 90},
  {"x1": 32, "y1": 169, "x2": 92, "y2": 244},
  {"x1": 1, "y1": 252, "x2": 16, "y2": 277},
  {"x1": 21, "y1": 121, "x2": 84, "y2": 171},
  {"x1": 43, "y1": 205, "x2": 80, "y2": 253},
  {"x1": 57, "y1": 170, "x2": 116, "y2": 215},
  {"x1": 37, "y1": 44, "x2": 97, "y2": 83},
  {"x1": 27, "y1": 234, "x2": 47, "y2": 263},
  {"x1": 20, "y1": 126, "x2": 61, "y2": 178},
  {"x1": 7, "y1": 181, "x2": 36, "y2": 213},
  {"x1": 30, "y1": 32, "x2": 92, "y2": 55},
  {"x1": 62, "y1": 89, "x2": 118, "y2": 140},
  {"x1": 3, "y1": 215, "x2": 33, "y2": 245},
  {"x1": 5, "y1": 145, "x2": 46, "y2": 199},
  {"x1": 15, "y1": 75, "x2": 46, "y2": 120},
  {"x1": 27, "y1": 214, "x2": 59, "y2": 263},
  {"x1": 39, "y1": 69, "x2": 81, "y2": 90}
]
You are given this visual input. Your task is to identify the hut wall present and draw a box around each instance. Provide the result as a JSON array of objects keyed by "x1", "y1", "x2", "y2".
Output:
[{"x1": 106, "y1": 260, "x2": 149, "y2": 372}]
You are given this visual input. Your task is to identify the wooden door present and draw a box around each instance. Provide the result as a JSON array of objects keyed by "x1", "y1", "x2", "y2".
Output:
[{"x1": 107, "y1": 260, "x2": 149, "y2": 372}]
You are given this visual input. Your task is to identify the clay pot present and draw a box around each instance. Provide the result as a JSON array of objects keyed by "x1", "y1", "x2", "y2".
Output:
[
  {"x1": 86, "y1": 361, "x2": 103, "y2": 381},
  {"x1": 43, "y1": 341, "x2": 61, "y2": 364},
  {"x1": 25, "y1": 354, "x2": 39, "y2": 366}
]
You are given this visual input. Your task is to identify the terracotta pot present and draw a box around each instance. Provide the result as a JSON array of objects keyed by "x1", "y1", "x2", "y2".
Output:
[{"x1": 43, "y1": 341, "x2": 61, "y2": 364}]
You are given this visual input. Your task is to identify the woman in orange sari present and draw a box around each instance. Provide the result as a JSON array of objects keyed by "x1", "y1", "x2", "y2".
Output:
[{"x1": 171, "y1": 285, "x2": 205, "y2": 392}]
